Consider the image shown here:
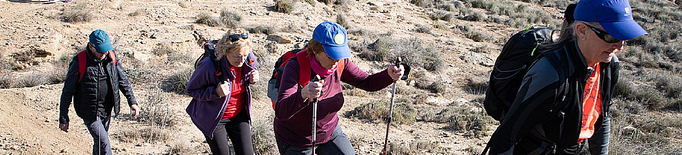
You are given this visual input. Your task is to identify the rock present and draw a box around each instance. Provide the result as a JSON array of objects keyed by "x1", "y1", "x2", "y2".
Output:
[
  {"x1": 367, "y1": 1, "x2": 383, "y2": 6},
  {"x1": 60, "y1": 148, "x2": 68, "y2": 153}
]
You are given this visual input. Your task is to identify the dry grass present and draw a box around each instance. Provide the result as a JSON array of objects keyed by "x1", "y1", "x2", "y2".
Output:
[
  {"x1": 116, "y1": 126, "x2": 170, "y2": 144},
  {"x1": 251, "y1": 114, "x2": 278, "y2": 154},
  {"x1": 346, "y1": 101, "x2": 417, "y2": 125},
  {"x1": 387, "y1": 140, "x2": 446, "y2": 154},
  {"x1": 163, "y1": 67, "x2": 193, "y2": 94},
  {"x1": 248, "y1": 25, "x2": 278, "y2": 35},
  {"x1": 220, "y1": 9, "x2": 242, "y2": 28},
  {"x1": 274, "y1": 0, "x2": 294, "y2": 14},
  {"x1": 195, "y1": 13, "x2": 221, "y2": 27},
  {"x1": 62, "y1": 3, "x2": 92, "y2": 23},
  {"x1": 139, "y1": 89, "x2": 179, "y2": 128}
]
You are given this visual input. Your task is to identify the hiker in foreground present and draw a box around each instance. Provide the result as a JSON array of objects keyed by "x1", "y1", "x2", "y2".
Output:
[
  {"x1": 59, "y1": 29, "x2": 140, "y2": 155},
  {"x1": 487, "y1": 0, "x2": 647, "y2": 154},
  {"x1": 186, "y1": 28, "x2": 259, "y2": 155},
  {"x1": 273, "y1": 21, "x2": 404, "y2": 155}
]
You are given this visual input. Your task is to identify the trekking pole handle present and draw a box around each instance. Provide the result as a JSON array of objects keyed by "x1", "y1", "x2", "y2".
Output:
[{"x1": 395, "y1": 57, "x2": 402, "y2": 66}]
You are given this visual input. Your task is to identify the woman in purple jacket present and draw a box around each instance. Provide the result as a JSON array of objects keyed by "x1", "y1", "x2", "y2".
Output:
[
  {"x1": 274, "y1": 21, "x2": 404, "y2": 154},
  {"x1": 186, "y1": 28, "x2": 260, "y2": 155}
]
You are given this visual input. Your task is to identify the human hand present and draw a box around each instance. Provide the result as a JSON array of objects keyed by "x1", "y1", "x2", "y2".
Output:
[
  {"x1": 388, "y1": 64, "x2": 404, "y2": 81},
  {"x1": 130, "y1": 104, "x2": 140, "y2": 118},
  {"x1": 216, "y1": 81, "x2": 230, "y2": 97},
  {"x1": 301, "y1": 79, "x2": 324, "y2": 101},
  {"x1": 59, "y1": 123, "x2": 69, "y2": 132},
  {"x1": 249, "y1": 70, "x2": 259, "y2": 84}
]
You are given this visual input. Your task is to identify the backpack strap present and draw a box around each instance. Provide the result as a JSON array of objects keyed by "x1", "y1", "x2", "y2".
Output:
[
  {"x1": 296, "y1": 51, "x2": 312, "y2": 87},
  {"x1": 77, "y1": 50, "x2": 118, "y2": 83},
  {"x1": 77, "y1": 50, "x2": 87, "y2": 83}
]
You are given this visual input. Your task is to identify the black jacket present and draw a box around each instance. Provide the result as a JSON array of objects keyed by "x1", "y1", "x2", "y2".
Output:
[
  {"x1": 59, "y1": 49, "x2": 138, "y2": 124},
  {"x1": 490, "y1": 41, "x2": 618, "y2": 155}
]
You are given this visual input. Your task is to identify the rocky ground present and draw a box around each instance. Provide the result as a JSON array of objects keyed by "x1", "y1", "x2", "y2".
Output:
[{"x1": 1, "y1": 0, "x2": 680, "y2": 154}]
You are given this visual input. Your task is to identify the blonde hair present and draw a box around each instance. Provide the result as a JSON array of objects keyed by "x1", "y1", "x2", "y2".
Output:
[{"x1": 215, "y1": 28, "x2": 251, "y2": 60}]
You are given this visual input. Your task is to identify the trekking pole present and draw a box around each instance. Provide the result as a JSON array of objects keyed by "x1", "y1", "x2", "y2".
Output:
[
  {"x1": 382, "y1": 57, "x2": 402, "y2": 155},
  {"x1": 311, "y1": 75, "x2": 322, "y2": 155}
]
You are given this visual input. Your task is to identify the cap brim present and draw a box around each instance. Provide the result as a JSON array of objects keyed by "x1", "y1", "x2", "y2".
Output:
[
  {"x1": 601, "y1": 20, "x2": 648, "y2": 41},
  {"x1": 323, "y1": 44, "x2": 351, "y2": 60},
  {"x1": 94, "y1": 42, "x2": 114, "y2": 53}
]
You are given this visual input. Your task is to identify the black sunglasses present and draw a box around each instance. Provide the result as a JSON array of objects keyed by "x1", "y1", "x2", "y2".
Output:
[
  {"x1": 584, "y1": 24, "x2": 621, "y2": 43},
  {"x1": 229, "y1": 33, "x2": 248, "y2": 42}
]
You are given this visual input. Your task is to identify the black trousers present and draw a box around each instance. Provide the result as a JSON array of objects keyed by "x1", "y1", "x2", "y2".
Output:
[{"x1": 205, "y1": 111, "x2": 254, "y2": 155}]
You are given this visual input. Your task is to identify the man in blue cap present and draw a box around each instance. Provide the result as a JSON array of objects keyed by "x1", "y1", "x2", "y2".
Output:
[
  {"x1": 487, "y1": 0, "x2": 647, "y2": 154},
  {"x1": 59, "y1": 29, "x2": 140, "y2": 155},
  {"x1": 273, "y1": 21, "x2": 404, "y2": 154}
]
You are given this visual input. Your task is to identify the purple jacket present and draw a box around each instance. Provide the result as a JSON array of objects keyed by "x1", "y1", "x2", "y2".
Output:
[
  {"x1": 186, "y1": 52, "x2": 257, "y2": 139},
  {"x1": 274, "y1": 56, "x2": 394, "y2": 147}
]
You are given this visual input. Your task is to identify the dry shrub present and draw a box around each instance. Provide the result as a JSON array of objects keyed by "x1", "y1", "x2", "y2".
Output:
[
  {"x1": 152, "y1": 43, "x2": 177, "y2": 56},
  {"x1": 346, "y1": 101, "x2": 416, "y2": 125},
  {"x1": 415, "y1": 24, "x2": 432, "y2": 34},
  {"x1": 195, "y1": 13, "x2": 220, "y2": 27},
  {"x1": 251, "y1": 114, "x2": 277, "y2": 155},
  {"x1": 139, "y1": 90, "x2": 179, "y2": 128},
  {"x1": 421, "y1": 106, "x2": 492, "y2": 138},
  {"x1": 220, "y1": 9, "x2": 242, "y2": 28},
  {"x1": 387, "y1": 140, "x2": 445, "y2": 155},
  {"x1": 62, "y1": 3, "x2": 92, "y2": 23},
  {"x1": 274, "y1": 0, "x2": 294, "y2": 14},
  {"x1": 129, "y1": 9, "x2": 146, "y2": 16},
  {"x1": 164, "y1": 67, "x2": 193, "y2": 94},
  {"x1": 248, "y1": 25, "x2": 278, "y2": 35},
  {"x1": 336, "y1": 13, "x2": 350, "y2": 29},
  {"x1": 463, "y1": 76, "x2": 488, "y2": 95},
  {"x1": 116, "y1": 127, "x2": 170, "y2": 144}
]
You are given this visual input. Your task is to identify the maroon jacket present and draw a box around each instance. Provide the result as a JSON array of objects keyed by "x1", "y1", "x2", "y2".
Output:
[{"x1": 274, "y1": 55, "x2": 394, "y2": 147}]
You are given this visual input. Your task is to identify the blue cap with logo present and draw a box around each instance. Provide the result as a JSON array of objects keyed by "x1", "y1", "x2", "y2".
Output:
[
  {"x1": 89, "y1": 29, "x2": 114, "y2": 53},
  {"x1": 312, "y1": 21, "x2": 351, "y2": 60},
  {"x1": 574, "y1": 0, "x2": 647, "y2": 40}
]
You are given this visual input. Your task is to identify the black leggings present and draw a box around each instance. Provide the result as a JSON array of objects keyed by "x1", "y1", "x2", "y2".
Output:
[{"x1": 205, "y1": 111, "x2": 254, "y2": 155}]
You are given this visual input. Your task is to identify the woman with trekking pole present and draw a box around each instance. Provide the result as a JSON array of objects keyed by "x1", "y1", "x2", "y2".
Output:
[
  {"x1": 186, "y1": 28, "x2": 260, "y2": 155},
  {"x1": 273, "y1": 21, "x2": 404, "y2": 155}
]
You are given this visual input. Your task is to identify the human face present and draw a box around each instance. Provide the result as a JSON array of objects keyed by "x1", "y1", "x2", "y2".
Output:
[
  {"x1": 226, "y1": 46, "x2": 249, "y2": 67},
  {"x1": 578, "y1": 23, "x2": 624, "y2": 66},
  {"x1": 314, "y1": 50, "x2": 340, "y2": 69},
  {"x1": 88, "y1": 44, "x2": 109, "y2": 60}
]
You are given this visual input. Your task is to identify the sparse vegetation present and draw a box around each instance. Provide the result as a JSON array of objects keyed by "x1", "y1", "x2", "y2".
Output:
[
  {"x1": 248, "y1": 25, "x2": 277, "y2": 35},
  {"x1": 220, "y1": 9, "x2": 242, "y2": 28},
  {"x1": 129, "y1": 9, "x2": 146, "y2": 16},
  {"x1": 336, "y1": 13, "x2": 350, "y2": 29},
  {"x1": 415, "y1": 24, "x2": 432, "y2": 34},
  {"x1": 139, "y1": 89, "x2": 179, "y2": 127},
  {"x1": 62, "y1": 3, "x2": 92, "y2": 23},
  {"x1": 116, "y1": 127, "x2": 170, "y2": 144},
  {"x1": 346, "y1": 101, "x2": 416, "y2": 125},
  {"x1": 387, "y1": 140, "x2": 446, "y2": 154},
  {"x1": 251, "y1": 115, "x2": 277, "y2": 154},
  {"x1": 164, "y1": 68, "x2": 192, "y2": 94},
  {"x1": 274, "y1": 0, "x2": 294, "y2": 14},
  {"x1": 195, "y1": 13, "x2": 221, "y2": 27}
]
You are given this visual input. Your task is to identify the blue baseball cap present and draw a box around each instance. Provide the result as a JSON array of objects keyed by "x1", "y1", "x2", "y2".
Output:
[
  {"x1": 574, "y1": 0, "x2": 647, "y2": 40},
  {"x1": 88, "y1": 29, "x2": 114, "y2": 53},
  {"x1": 312, "y1": 21, "x2": 351, "y2": 60}
]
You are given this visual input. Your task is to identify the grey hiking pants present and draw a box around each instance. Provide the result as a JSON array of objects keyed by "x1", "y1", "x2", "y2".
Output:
[
  {"x1": 84, "y1": 115, "x2": 112, "y2": 155},
  {"x1": 276, "y1": 125, "x2": 356, "y2": 155}
]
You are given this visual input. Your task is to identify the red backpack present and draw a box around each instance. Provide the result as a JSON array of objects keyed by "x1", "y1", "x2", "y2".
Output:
[
  {"x1": 266, "y1": 49, "x2": 345, "y2": 110},
  {"x1": 77, "y1": 50, "x2": 117, "y2": 83}
]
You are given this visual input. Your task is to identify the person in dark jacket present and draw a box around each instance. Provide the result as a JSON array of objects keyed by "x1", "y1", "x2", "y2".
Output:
[
  {"x1": 487, "y1": 0, "x2": 647, "y2": 154},
  {"x1": 59, "y1": 29, "x2": 140, "y2": 155},
  {"x1": 274, "y1": 21, "x2": 404, "y2": 155},
  {"x1": 186, "y1": 28, "x2": 259, "y2": 155}
]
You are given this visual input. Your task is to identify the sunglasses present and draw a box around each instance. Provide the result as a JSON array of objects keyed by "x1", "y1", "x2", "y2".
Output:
[
  {"x1": 584, "y1": 24, "x2": 621, "y2": 43},
  {"x1": 229, "y1": 33, "x2": 248, "y2": 42}
]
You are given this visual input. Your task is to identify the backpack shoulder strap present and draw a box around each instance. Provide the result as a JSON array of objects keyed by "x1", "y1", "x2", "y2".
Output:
[
  {"x1": 77, "y1": 50, "x2": 87, "y2": 83},
  {"x1": 296, "y1": 51, "x2": 312, "y2": 87},
  {"x1": 108, "y1": 51, "x2": 117, "y2": 66},
  {"x1": 337, "y1": 59, "x2": 345, "y2": 78}
]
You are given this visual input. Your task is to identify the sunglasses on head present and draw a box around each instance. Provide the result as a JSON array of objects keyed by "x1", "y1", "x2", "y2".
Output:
[
  {"x1": 229, "y1": 33, "x2": 248, "y2": 42},
  {"x1": 584, "y1": 24, "x2": 621, "y2": 43}
]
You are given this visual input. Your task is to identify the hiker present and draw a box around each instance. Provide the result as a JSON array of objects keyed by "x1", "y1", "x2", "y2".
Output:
[
  {"x1": 58, "y1": 29, "x2": 140, "y2": 155},
  {"x1": 487, "y1": 0, "x2": 647, "y2": 154},
  {"x1": 273, "y1": 21, "x2": 404, "y2": 154},
  {"x1": 186, "y1": 28, "x2": 259, "y2": 155}
]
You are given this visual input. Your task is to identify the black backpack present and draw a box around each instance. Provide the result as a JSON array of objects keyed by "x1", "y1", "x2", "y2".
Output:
[{"x1": 483, "y1": 26, "x2": 557, "y2": 121}]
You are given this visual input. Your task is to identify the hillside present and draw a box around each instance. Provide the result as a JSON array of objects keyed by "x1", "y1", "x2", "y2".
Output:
[{"x1": 1, "y1": 0, "x2": 680, "y2": 154}]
